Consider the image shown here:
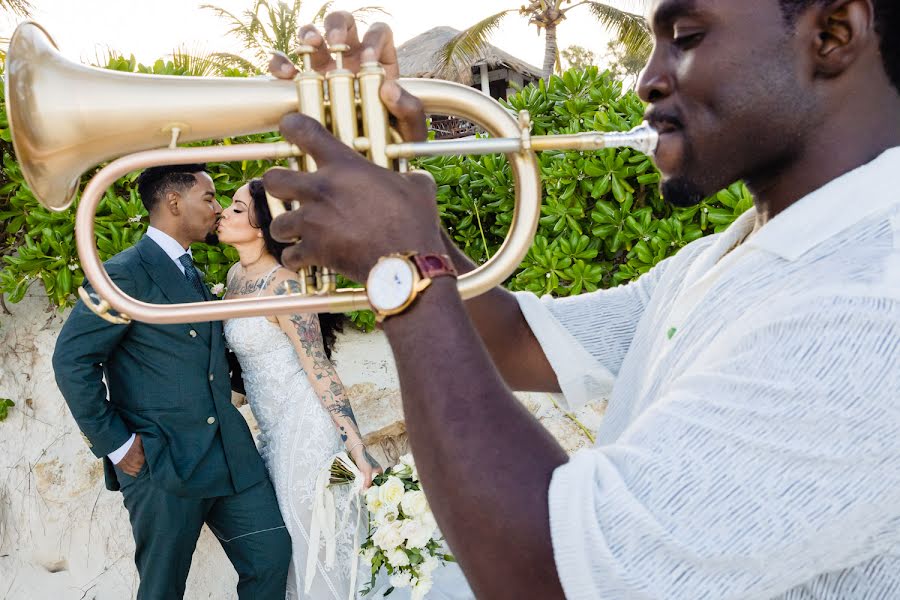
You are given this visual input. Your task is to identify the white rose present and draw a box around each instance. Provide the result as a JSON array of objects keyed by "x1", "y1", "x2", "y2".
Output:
[
  {"x1": 372, "y1": 520, "x2": 404, "y2": 552},
  {"x1": 397, "y1": 453, "x2": 420, "y2": 481},
  {"x1": 365, "y1": 486, "x2": 383, "y2": 513},
  {"x1": 385, "y1": 548, "x2": 410, "y2": 567},
  {"x1": 400, "y1": 490, "x2": 428, "y2": 517},
  {"x1": 390, "y1": 462, "x2": 412, "y2": 478},
  {"x1": 411, "y1": 574, "x2": 433, "y2": 600},
  {"x1": 419, "y1": 554, "x2": 441, "y2": 575},
  {"x1": 375, "y1": 505, "x2": 399, "y2": 525},
  {"x1": 389, "y1": 571, "x2": 413, "y2": 589},
  {"x1": 400, "y1": 517, "x2": 434, "y2": 549},
  {"x1": 210, "y1": 283, "x2": 225, "y2": 296},
  {"x1": 379, "y1": 476, "x2": 406, "y2": 508}
]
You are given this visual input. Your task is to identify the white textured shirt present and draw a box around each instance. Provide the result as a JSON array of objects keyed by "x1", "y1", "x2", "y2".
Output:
[
  {"x1": 107, "y1": 226, "x2": 191, "y2": 464},
  {"x1": 517, "y1": 147, "x2": 900, "y2": 599}
]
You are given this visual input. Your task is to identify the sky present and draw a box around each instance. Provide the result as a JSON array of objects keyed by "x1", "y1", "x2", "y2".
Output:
[{"x1": 0, "y1": 0, "x2": 647, "y2": 70}]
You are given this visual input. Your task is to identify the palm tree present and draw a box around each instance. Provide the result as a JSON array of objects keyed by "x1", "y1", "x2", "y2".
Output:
[
  {"x1": 203, "y1": 0, "x2": 388, "y2": 72},
  {"x1": 438, "y1": 0, "x2": 650, "y2": 81}
]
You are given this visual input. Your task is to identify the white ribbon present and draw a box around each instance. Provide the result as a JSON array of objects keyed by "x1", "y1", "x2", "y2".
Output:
[{"x1": 305, "y1": 451, "x2": 365, "y2": 600}]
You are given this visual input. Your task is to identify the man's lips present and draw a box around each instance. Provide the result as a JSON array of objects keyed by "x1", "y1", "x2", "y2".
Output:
[
  {"x1": 648, "y1": 115, "x2": 683, "y2": 135},
  {"x1": 645, "y1": 113, "x2": 685, "y2": 173}
]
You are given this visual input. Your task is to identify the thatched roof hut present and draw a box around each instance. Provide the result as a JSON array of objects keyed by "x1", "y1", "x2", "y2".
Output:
[{"x1": 398, "y1": 26, "x2": 546, "y2": 99}]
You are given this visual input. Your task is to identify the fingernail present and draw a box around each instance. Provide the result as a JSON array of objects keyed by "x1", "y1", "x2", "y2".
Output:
[
  {"x1": 362, "y1": 47, "x2": 376, "y2": 62},
  {"x1": 303, "y1": 30, "x2": 317, "y2": 42}
]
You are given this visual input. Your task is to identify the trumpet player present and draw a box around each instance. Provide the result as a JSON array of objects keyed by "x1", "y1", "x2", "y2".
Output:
[{"x1": 266, "y1": 2, "x2": 900, "y2": 599}]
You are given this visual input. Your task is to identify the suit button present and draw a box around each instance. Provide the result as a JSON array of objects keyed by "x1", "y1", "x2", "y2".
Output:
[
  {"x1": 189, "y1": 329, "x2": 197, "y2": 338},
  {"x1": 207, "y1": 416, "x2": 216, "y2": 425},
  {"x1": 208, "y1": 373, "x2": 214, "y2": 381}
]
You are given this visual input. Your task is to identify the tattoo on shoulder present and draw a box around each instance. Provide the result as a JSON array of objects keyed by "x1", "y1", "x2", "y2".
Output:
[{"x1": 274, "y1": 279, "x2": 303, "y2": 296}]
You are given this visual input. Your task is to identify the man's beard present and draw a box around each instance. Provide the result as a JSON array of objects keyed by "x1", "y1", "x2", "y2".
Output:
[
  {"x1": 204, "y1": 232, "x2": 219, "y2": 245},
  {"x1": 661, "y1": 178, "x2": 706, "y2": 208}
]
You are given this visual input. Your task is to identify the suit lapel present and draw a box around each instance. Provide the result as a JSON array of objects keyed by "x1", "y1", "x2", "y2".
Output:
[{"x1": 136, "y1": 236, "x2": 212, "y2": 342}]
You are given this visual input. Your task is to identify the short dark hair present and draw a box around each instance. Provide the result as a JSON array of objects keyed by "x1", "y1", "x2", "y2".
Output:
[
  {"x1": 136, "y1": 164, "x2": 208, "y2": 213},
  {"x1": 246, "y1": 179, "x2": 344, "y2": 359},
  {"x1": 779, "y1": 0, "x2": 898, "y2": 92}
]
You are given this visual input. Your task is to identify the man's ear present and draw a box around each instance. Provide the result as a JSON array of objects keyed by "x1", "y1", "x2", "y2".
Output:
[
  {"x1": 811, "y1": 0, "x2": 875, "y2": 78},
  {"x1": 166, "y1": 191, "x2": 181, "y2": 215}
]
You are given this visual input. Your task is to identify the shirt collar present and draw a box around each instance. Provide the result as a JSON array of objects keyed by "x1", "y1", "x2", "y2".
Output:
[
  {"x1": 146, "y1": 226, "x2": 191, "y2": 268},
  {"x1": 745, "y1": 146, "x2": 900, "y2": 261}
]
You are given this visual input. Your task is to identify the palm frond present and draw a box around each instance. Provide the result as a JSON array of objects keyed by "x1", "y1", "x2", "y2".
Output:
[
  {"x1": 202, "y1": 4, "x2": 267, "y2": 57},
  {"x1": 436, "y1": 10, "x2": 513, "y2": 80},
  {"x1": 312, "y1": 1, "x2": 335, "y2": 24},
  {"x1": 349, "y1": 5, "x2": 390, "y2": 25},
  {"x1": 168, "y1": 45, "x2": 224, "y2": 77},
  {"x1": 208, "y1": 52, "x2": 261, "y2": 74},
  {"x1": 587, "y1": 2, "x2": 652, "y2": 60},
  {"x1": 265, "y1": 3, "x2": 290, "y2": 54},
  {"x1": 0, "y1": 0, "x2": 33, "y2": 18}
]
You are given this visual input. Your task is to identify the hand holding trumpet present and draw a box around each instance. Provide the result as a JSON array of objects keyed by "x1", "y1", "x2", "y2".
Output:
[{"x1": 263, "y1": 12, "x2": 443, "y2": 283}]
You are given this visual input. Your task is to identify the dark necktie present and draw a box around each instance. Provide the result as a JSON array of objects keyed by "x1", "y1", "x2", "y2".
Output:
[{"x1": 178, "y1": 253, "x2": 206, "y2": 298}]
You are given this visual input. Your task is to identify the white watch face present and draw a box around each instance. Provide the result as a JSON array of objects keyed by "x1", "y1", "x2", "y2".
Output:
[{"x1": 367, "y1": 257, "x2": 416, "y2": 312}]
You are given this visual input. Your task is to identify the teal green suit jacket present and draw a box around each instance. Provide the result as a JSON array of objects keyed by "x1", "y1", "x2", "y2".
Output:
[{"x1": 53, "y1": 235, "x2": 266, "y2": 497}]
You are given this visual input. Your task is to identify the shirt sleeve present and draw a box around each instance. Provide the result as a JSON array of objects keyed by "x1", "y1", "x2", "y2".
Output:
[
  {"x1": 547, "y1": 295, "x2": 900, "y2": 599},
  {"x1": 515, "y1": 256, "x2": 674, "y2": 410},
  {"x1": 107, "y1": 433, "x2": 136, "y2": 464}
]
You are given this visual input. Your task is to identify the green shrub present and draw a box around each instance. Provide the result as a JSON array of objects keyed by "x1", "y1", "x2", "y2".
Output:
[
  {"x1": 421, "y1": 66, "x2": 752, "y2": 296},
  {"x1": 0, "y1": 62, "x2": 752, "y2": 330}
]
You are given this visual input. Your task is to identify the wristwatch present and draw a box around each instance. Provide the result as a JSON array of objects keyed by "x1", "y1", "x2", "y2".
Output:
[{"x1": 365, "y1": 252, "x2": 457, "y2": 322}]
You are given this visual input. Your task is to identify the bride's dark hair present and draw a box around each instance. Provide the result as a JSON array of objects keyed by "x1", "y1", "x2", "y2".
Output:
[{"x1": 246, "y1": 178, "x2": 343, "y2": 359}]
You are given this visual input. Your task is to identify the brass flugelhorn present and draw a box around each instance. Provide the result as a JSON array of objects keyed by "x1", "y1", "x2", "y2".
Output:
[{"x1": 4, "y1": 21, "x2": 658, "y2": 325}]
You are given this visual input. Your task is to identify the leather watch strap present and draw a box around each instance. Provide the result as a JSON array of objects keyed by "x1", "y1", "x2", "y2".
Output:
[{"x1": 411, "y1": 253, "x2": 457, "y2": 280}]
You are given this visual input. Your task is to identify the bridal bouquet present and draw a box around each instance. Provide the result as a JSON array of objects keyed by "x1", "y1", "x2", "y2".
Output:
[{"x1": 358, "y1": 453, "x2": 455, "y2": 598}]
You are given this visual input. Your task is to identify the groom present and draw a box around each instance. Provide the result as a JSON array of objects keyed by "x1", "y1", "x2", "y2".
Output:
[{"x1": 52, "y1": 164, "x2": 291, "y2": 599}]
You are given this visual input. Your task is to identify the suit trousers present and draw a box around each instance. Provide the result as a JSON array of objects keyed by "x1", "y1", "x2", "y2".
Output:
[{"x1": 116, "y1": 465, "x2": 292, "y2": 600}]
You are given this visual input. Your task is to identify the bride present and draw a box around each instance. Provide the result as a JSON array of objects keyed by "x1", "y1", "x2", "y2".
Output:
[
  {"x1": 218, "y1": 179, "x2": 380, "y2": 599},
  {"x1": 218, "y1": 179, "x2": 473, "y2": 600}
]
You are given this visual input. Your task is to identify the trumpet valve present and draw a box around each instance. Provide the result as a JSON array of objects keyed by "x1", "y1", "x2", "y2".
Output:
[
  {"x1": 329, "y1": 43, "x2": 350, "y2": 70},
  {"x1": 295, "y1": 43, "x2": 316, "y2": 72},
  {"x1": 357, "y1": 61, "x2": 391, "y2": 167}
]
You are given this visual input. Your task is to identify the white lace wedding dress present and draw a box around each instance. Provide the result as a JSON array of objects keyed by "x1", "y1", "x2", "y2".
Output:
[
  {"x1": 226, "y1": 280, "x2": 473, "y2": 599},
  {"x1": 226, "y1": 313, "x2": 362, "y2": 599}
]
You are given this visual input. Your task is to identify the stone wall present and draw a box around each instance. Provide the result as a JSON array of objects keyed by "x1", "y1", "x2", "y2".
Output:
[{"x1": 0, "y1": 287, "x2": 606, "y2": 599}]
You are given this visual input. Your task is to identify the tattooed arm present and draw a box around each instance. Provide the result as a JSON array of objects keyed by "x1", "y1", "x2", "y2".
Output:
[{"x1": 271, "y1": 270, "x2": 382, "y2": 486}]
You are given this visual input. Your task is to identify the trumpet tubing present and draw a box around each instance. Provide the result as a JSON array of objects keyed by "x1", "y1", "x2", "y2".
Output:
[{"x1": 4, "y1": 21, "x2": 658, "y2": 325}]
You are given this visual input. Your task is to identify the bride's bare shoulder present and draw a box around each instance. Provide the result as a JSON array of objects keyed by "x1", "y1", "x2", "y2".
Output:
[{"x1": 266, "y1": 266, "x2": 303, "y2": 296}]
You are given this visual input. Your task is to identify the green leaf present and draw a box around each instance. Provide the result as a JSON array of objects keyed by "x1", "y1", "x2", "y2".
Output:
[{"x1": 0, "y1": 399, "x2": 15, "y2": 422}]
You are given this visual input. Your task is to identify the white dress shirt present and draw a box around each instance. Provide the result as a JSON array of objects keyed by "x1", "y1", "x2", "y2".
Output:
[
  {"x1": 108, "y1": 226, "x2": 191, "y2": 464},
  {"x1": 518, "y1": 147, "x2": 900, "y2": 598}
]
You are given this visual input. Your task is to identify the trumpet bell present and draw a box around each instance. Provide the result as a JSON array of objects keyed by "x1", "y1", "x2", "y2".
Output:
[{"x1": 4, "y1": 21, "x2": 299, "y2": 211}]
